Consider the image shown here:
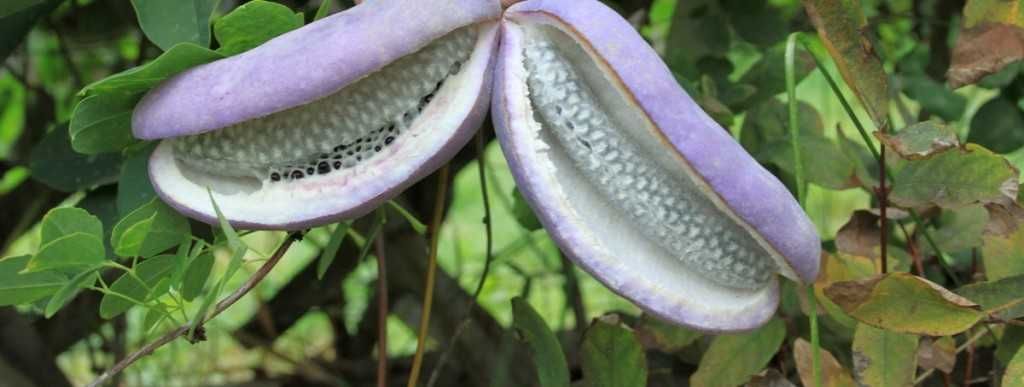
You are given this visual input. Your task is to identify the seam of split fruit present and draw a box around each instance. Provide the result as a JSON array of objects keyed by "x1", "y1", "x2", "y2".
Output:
[{"x1": 132, "y1": 0, "x2": 821, "y2": 332}]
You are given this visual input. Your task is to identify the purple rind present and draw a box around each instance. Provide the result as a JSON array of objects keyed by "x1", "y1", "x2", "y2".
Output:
[
  {"x1": 492, "y1": 20, "x2": 779, "y2": 332},
  {"x1": 148, "y1": 24, "x2": 501, "y2": 230},
  {"x1": 505, "y1": 0, "x2": 821, "y2": 284},
  {"x1": 132, "y1": 0, "x2": 501, "y2": 140}
]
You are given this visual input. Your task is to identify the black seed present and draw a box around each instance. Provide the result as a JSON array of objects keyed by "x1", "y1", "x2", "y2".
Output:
[
  {"x1": 333, "y1": 154, "x2": 342, "y2": 159},
  {"x1": 374, "y1": 146, "x2": 382, "y2": 152},
  {"x1": 333, "y1": 161, "x2": 342, "y2": 169},
  {"x1": 423, "y1": 93, "x2": 433, "y2": 104},
  {"x1": 347, "y1": 151, "x2": 354, "y2": 156},
  {"x1": 357, "y1": 156, "x2": 362, "y2": 161},
  {"x1": 291, "y1": 171, "x2": 304, "y2": 179},
  {"x1": 385, "y1": 136, "x2": 394, "y2": 145},
  {"x1": 320, "y1": 153, "x2": 328, "y2": 159},
  {"x1": 334, "y1": 144, "x2": 347, "y2": 152},
  {"x1": 387, "y1": 125, "x2": 395, "y2": 132},
  {"x1": 306, "y1": 167, "x2": 315, "y2": 175},
  {"x1": 436, "y1": 80, "x2": 444, "y2": 89},
  {"x1": 356, "y1": 138, "x2": 363, "y2": 143},
  {"x1": 270, "y1": 173, "x2": 281, "y2": 182},
  {"x1": 356, "y1": 146, "x2": 362, "y2": 151},
  {"x1": 317, "y1": 162, "x2": 330, "y2": 174}
]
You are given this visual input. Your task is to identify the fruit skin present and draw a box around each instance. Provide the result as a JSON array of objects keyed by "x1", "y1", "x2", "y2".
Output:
[
  {"x1": 137, "y1": 0, "x2": 501, "y2": 230},
  {"x1": 132, "y1": 0, "x2": 502, "y2": 140},
  {"x1": 494, "y1": 0, "x2": 820, "y2": 331}
]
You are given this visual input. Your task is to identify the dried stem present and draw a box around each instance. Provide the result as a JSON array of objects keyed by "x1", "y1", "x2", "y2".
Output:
[
  {"x1": 86, "y1": 234, "x2": 298, "y2": 387},
  {"x1": 878, "y1": 129, "x2": 889, "y2": 274},
  {"x1": 406, "y1": 164, "x2": 450, "y2": 387},
  {"x1": 375, "y1": 232, "x2": 389, "y2": 387}
]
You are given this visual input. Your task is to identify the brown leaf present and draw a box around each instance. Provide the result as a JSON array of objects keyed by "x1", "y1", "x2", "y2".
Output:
[
  {"x1": 746, "y1": 369, "x2": 797, "y2": 387},
  {"x1": 917, "y1": 337, "x2": 957, "y2": 373},
  {"x1": 793, "y1": 338, "x2": 857, "y2": 387},
  {"x1": 949, "y1": 23, "x2": 1024, "y2": 88},
  {"x1": 802, "y1": 0, "x2": 890, "y2": 128},
  {"x1": 836, "y1": 210, "x2": 881, "y2": 258},
  {"x1": 823, "y1": 275, "x2": 883, "y2": 312},
  {"x1": 874, "y1": 121, "x2": 961, "y2": 160},
  {"x1": 984, "y1": 202, "x2": 1024, "y2": 237}
]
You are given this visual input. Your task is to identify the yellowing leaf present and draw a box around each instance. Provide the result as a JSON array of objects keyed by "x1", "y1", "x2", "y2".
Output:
[
  {"x1": 983, "y1": 224, "x2": 1024, "y2": 281},
  {"x1": 852, "y1": 324, "x2": 919, "y2": 387},
  {"x1": 824, "y1": 273, "x2": 983, "y2": 335},
  {"x1": 794, "y1": 338, "x2": 856, "y2": 387},
  {"x1": 801, "y1": 0, "x2": 890, "y2": 128},
  {"x1": 890, "y1": 144, "x2": 1019, "y2": 210}
]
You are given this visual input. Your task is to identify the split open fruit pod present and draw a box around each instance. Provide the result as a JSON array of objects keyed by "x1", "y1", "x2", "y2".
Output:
[
  {"x1": 134, "y1": 0, "x2": 502, "y2": 229},
  {"x1": 491, "y1": 0, "x2": 820, "y2": 331},
  {"x1": 134, "y1": 0, "x2": 820, "y2": 331}
]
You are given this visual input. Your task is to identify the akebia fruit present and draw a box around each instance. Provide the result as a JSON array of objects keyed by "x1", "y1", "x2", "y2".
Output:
[
  {"x1": 133, "y1": 0, "x2": 501, "y2": 229},
  {"x1": 136, "y1": 0, "x2": 821, "y2": 331},
  {"x1": 492, "y1": 0, "x2": 820, "y2": 331}
]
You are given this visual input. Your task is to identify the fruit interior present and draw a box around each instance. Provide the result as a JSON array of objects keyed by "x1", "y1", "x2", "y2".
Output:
[
  {"x1": 520, "y1": 25, "x2": 779, "y2": 290},
  {"x1": 169, "y1": 26, "x2": 478, "y2": 190}
]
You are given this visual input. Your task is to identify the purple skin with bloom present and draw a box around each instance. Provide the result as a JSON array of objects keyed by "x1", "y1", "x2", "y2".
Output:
[
  {"x1": 135, "y1": 0, "x2": 501, "y2": 230},
  {"x1": 493, "y1": 0, "x2": 820, "y2": 331}
]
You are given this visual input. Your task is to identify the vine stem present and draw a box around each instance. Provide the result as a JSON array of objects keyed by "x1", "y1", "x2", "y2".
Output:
[
  {"x1": 375, "y1": 232, "x2": 389, "y2": 387},
  {"x1": 407, "y1": 164, "x2": 451, "y2": 387},
  {"x1": 86, "y1": 233, "x2": 299, "y2": 387},
  {"x1": 426, "y1": 130, "x2": 496, "y2": 387},
  {"x1": 786, "y1": 32, "x2": 820, "y2": 387}
]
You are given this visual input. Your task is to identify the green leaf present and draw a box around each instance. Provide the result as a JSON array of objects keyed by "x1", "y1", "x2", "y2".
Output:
[
  {"x1": 214, "y1": 0, "x2": 303, "y2": 56},
  {"x1": 851, "y1": 324, "x2": 919, "y2": 387},
  {"x1": 1004, "y1": 343, "x2": 1024, "y2": 387},
  {"x1": 968, "y1": 96, "x2": 1024, "y2": 154},
  {"x1": 824, "y1": 273, "x2": 983, "y2": 336},
  {"x1": 764, "y1": 132, "x2": 858, "y2": 190},
  {"x1": 802, "y1": 1, "x2": 890, "y2": 128},
  {"x1": 690, "y1": 318, "x2": 785, "y2": 387},
  {"x1": 314, "y1": 0, "x2": 333, "y2": 21},
  {"x1": 69, "y1": 93, "x2": 141, "y2": 155},
  {"x1": 81, "y1": 43, "x2": 225, "y2": 96},
  {"x1": 28, "y1": 233, "x2": 107, "y2": 272},
  {"x1": 29, "y1": 124, "x2": 121, "y2": 192},
  {"x1": 890, "y1": 144, "x2": 1019, "y2": 210},
  {"x1": 957, "y1": 274, "x2": 1024, "y2": 320},
  {"x1": 180, "y1": 252, "x2": 214, "y2": 301},
  {"x1": 665, "y1": 0, "x2": 730, "y2": 79},
  {"x1": 998, "y1": 326, "x2": 1024, "y2": 365},
  {"x1": 924, "y1": 205, "x2": 989, "y2": 254},
  {"x1": 901, "y1": 76, "x2": 967, "y2": 122},
  {"x1": 983, "y1": 221, "x2": 1024, "y2": 281},
  {"x1": 387, "y1": 201, "x2": 426, "y2": 234},
  {"x1": 116, "y1": 144, "x2": 158, "y2": 215},
  {"x1": 130, "y1": 0, "x2": 220, "y2": 51},
  {"x1": 111, "y1": 198, "x2": 191, "y2": 258},
  {"x1": 0, "y1": 256, "x2": 66, "y2": 306},
  {"x1": 44, "y1": 268, "x2": 98, "y2": 318},
  {"x1": 0, "y1": 0, "x2": 43, "y2": 18},
  {"x1": 511, "y1": 297, "x2": 570, "y2": 387},
  {"x1": 99, "y1": 254, "x2": 177, "y2": 319},
  {"x1": 737, "y1": 44, "x2": 815, "y2": 109},
  {"x1": 875, "y1": 121, "x2": 961, "y2": 160},
  {"x1": 40, "y1": 207, "x2": 104, "y2": 245},
  {"x1": 0, "y1": 0, "x2": 60, "y2": 64},
  {"x1": 317, "y1": 222, "x2": 351, "y2": 279},
  {"x1": 191, "y1": 192, "x2": 247, "y2": 331},
  {"x1": 512, "y1": 188, "x2": 542, "y2": 231},
  {"x1": 581, "y1": 315, "x2": 647, "y2": 387}
]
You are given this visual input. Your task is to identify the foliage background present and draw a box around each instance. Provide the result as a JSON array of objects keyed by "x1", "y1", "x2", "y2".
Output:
[{"x1": 1, "y1": 0, "x2": 1024, "y2": 386}]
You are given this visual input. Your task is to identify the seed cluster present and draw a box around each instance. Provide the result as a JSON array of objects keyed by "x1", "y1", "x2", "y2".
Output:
[
  {"x1": 524, "y1": 38, "x2": 778, "y2": 289},
  {"x1": 171, "y1": 28, "x2": 477, "y2": 182}
]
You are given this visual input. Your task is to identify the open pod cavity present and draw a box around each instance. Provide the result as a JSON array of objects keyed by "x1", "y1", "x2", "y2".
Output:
[
  {"x1": 135, "y1": 0, "x2": 501, "y2": 229},
  {"x1": 493, "y1": 0, "x2": 820, "y2": 331}
]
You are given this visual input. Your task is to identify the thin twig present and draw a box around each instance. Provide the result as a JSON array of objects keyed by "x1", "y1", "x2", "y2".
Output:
[
  {"x1": 426, "y1": 130, "x2": 495, "y2": 387},
  {"x1": 86, "y1": 234, "x2": 298, "y2": 387},
  {"x1": 878, "y1": 137, "x2": 889, "y2": 274},
  {"x1": 407, "y1": 165, "x2": 450, "y2": 387},
  {"x1": 375, "y1": 231, "x2": 389, "y2": 387},
  {"x1": 897, "y1": 222, "x2": 924, "y2": 275}
]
